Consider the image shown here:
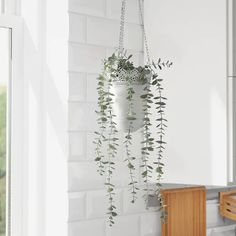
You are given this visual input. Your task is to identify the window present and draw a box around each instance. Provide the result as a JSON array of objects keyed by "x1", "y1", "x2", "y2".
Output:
[
  {"x1": 0, "y1": 27, "x2": 10, "y2": 236},
  {"x1": 0, "y1": 16, "x2": 23, "y2": 236},
  {"x1": 0, "y1": 0, "x2": 4, "y2": 14},
  {"x1": 0, "y1": 0, "x2": 18, "y2": 15}
]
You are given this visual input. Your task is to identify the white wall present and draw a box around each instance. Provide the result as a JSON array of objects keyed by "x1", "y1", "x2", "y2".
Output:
[
  {"x1": 21, "y1": 0, "x2": 68, "y2": 235},
  {"x1": 145, "y1": 0, "x2": 228, "y2": 186},
  {"x1": 68, "y1": 0, "x2": 161, "y2": 235}
]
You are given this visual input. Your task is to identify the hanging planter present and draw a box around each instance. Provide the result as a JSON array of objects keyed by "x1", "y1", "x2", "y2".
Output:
[
  {"x1": 94, "y1": 0, "x2": 172, "y2": 226},
  {"x1": 112, "y1": 66, "x2": 151, "y2": 132}
]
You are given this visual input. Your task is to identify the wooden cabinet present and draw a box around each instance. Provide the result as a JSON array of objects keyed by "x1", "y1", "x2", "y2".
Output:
[
  {"x1": 161, "y1": 186, "x2": 206, "y2": 236},
  {"x1": 220, "y1": 190, "x2": 236, "y2": 222}
]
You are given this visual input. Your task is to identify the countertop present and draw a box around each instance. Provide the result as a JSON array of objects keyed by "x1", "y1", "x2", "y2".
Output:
[
  {"x1": 147, "y1": 183, "x2": 236, "y2": 207},
  {"x1": 159, "y1": 183, "x2": 236, "y2": 194}
]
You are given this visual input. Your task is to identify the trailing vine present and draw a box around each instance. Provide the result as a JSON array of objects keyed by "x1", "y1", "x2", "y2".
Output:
[
  {"x1": 140, "y1": 68, "x2": 155, "y2": 200},
  {"x1": 105, "y1": 73, "x2": 118, "y2": 226},
  {"x1": 94, "y1": 52, "x2": 172, "y2": 225},
  {"x1": 94, "y1": 54, "x2": 120, "y2": 226},
  {"x1": 150, "y1": 59, "x2": 172, "y2": 221},
  {"x1": 124, "y1": 78, "x2": 139, "y2": 203},
  {"x1": 94, "y1": 73, "x2": 107, "y2": 176}
]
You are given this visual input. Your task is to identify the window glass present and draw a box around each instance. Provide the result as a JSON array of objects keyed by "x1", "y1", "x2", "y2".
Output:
[{"x1": 0, "y1": 27, "x2": 10, "y2": 236}]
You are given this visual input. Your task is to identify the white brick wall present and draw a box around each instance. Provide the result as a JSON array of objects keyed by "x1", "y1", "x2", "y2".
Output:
[{"x1": 68, "y1": 0, "x2": 158, "y2": 235}]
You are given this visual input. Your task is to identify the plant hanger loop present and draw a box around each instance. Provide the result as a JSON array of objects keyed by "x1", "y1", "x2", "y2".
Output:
[
  {"x1": 118, "y1": 0, "x2": 151, "y2": 65},
  {"x1": 138, "y1": 0, "x2": 151, "y2": 65},
  {"x1": 118, "y1": 0, "x2": 126, "y2": 54}
]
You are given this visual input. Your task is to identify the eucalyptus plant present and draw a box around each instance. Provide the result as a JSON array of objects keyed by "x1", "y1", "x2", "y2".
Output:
[{"x1": 94, "y1": 51, "x2": 172, "y2": 226}]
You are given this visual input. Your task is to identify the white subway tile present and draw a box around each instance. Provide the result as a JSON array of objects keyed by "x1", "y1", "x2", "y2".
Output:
[
  {"x1": 68, "y1": 142, "x2": 138, "y2": 189},
  {"x1": 86, "y1": 16, "x2": 142, "y2": 51},
  {"x1": 123, "y1": 187, "x2": 146, "y2": 214},
  {"x1": 69, "y1": 219, "x2": 105, "y2": 236},
  {"x1": 106, "y1": 0, "x2": 141, "y2": 24},
  {"x1": 68, "y1": 162, "x2": 105, "y2": 191},
  {"x1": 69, "y1": 0, "x2": 106, "y2": 17},
  {"x1": 125, "y1": 23, "x2": 143, "y2": 51},
  {"x1": 87, "y1": 132, "x2": 124, "y2": 161},
  {"x1": 69, "y1": 102, "x2": 98, "y2": 131},
  {"x1": 69, "y1": 132, "x2": 86, "y2": 161},
  {"x1": 69, "y1": 14, "x2": 86, "y2": 43},
  {"x1": 207, "y1": 229, "x2": 212, "y2": 236},
  {"x1": 69, "y1": 43, "x2": 106, "y2": 73},
  {"x1": 211, "y1": 225, "x2": 236, "y2": 235},
  {"x1": 87, "y1": 16, "x2": 119, "y2": 48},
  {"x1": 86, "y1": 132, "x2": 97, "y2": 161},
  {"x1": 68, "y1": 192, "x2": 86, "y2": 221},
  {"x1": 206, "y1": 199, "x2": 224, "y2": 228},
  {"x1": 69, "y1": 73, "x2": 87, "y2": 101},
  {"x1": 86, "y1": 189, "x2": 122, "y2": 219},
  {"x1": 106, "y1": 215, "x2": 140, "y2": 236},
  {"x1": 113, "y1": 160, "x2": 140, "y2": 187},
  {"x1": 87, "y1": 73, "x2": 98, "y2": 102},
  {"x1": 122, "y1": 131, "x2": 143, "y2": 161},
  {"x1": 140, "y1": 213, "x2": 161, "y2": 236}
]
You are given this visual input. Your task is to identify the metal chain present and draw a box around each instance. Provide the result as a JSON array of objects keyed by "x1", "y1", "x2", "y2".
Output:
[
  {"x1": 118, "y1": 0, "x2": 151, "y2": 64},
  {"x1": 118, "y1": 0, "x2": 126, "y2": 54},
  {"x1": 138, "y1": 0, "x2": 151, "y2": 64}
]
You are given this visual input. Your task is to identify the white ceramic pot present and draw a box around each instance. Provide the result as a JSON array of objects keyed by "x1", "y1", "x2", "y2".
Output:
[{"x1": 112, "y1": 82, "x2": 145, "y2": 132}]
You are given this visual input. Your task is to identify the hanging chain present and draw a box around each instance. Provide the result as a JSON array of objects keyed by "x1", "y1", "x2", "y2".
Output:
[
  {"x1": 118, "y1": 0, "x2": 151, "y2": 64},
  {"x1": 138, "y1": 0, "x2": 151, "y2": 64},
  {"x1": 118, "y1": 0, "x2": 126, "y2": 54}
]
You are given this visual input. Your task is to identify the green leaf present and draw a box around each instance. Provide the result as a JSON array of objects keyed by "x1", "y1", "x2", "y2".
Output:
[
  {"x1": 107, "y1": 187, "x2": 113, "y2": 192},
  {"x1": 111, "y1": 212, "x2": 117, "y2": 217}
]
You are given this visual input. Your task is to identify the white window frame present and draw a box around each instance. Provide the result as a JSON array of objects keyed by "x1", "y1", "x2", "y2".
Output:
[
  {"x1": 1, "y1": 0, "x2": 20, "y2": 15},
  {"x1": 0, "y1": 15, "x2": 24, "y2": 236}
]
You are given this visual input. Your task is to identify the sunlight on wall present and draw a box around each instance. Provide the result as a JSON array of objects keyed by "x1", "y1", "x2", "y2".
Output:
[{"x1": 0, "y1": 28, "x2": 9, "y2": 86}]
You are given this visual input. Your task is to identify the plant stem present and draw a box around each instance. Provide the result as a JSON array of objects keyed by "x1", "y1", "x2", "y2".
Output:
[
  {"x1": 105, "y1": 75, "x2": 118, "y2": 226},
  {"x1": 124, "y1": 80, "x2": 139, "y2": 203}
]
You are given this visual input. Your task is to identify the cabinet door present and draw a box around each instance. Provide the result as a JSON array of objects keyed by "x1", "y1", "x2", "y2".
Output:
[{"x1": 162, "y1": 187, "x2": 206, "y2": 236}]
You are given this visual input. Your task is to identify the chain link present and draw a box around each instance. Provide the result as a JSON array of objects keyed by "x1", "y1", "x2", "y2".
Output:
[
  {"x1": 138, "y1": 0, "x2": 151, "y2": 64},
  {"x1": 118, "y1": 0, "x2": 151, "y2": 64},
  {"x1": 118, "y1": 0, "x2": 126, "y2": 54}
]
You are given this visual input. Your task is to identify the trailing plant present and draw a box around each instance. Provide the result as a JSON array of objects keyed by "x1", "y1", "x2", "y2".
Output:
[
  {"x1": 93, "y1": 0, "x2": 173, "y2": 226},
  {"x1": 94, "y1": 51, "x2": 172, "y2": 225},
  {"x1": 124, "y1": 78, "x2": 139, "y2": 204}
]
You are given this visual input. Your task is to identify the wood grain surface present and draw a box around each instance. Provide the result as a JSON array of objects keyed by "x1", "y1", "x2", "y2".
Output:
[{"x1": 161, "y1": 186, "x2": 206, "y2": 236}]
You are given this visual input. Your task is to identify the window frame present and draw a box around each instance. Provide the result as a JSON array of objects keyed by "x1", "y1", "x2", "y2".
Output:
[
  {"x1": 0, "y1": 0, "x2": 19, "y2": 15},
  {"x1": 0, "y1": 15, "x2": 24, "y2": 236}
]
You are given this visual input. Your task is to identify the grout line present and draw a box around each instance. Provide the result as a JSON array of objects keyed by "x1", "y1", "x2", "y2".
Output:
[
  {"x1": 68, "y1": 184, "x2": 151, "y2": 194},
  {"x1": 68, "y1": 71, "x2": 86, "y2": 75},
  {"x1": 68, "y1": 100, "x2": 96, "y2": 104},
  {"x1": 68, "y1": 40, "x2": 144, "y2": 54},
  {"x1": 68, "y1": 157, "x2": 142, "y2": 164},
  {"x1": 67, "y1": 210, "x2": 156, "y2": 224},
  {"x1": 68, "y1": 70, "x2": 100, "y2": 74},
  {"x1": 68, "y1": 10, "x2": 142, "y2": 27}
]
